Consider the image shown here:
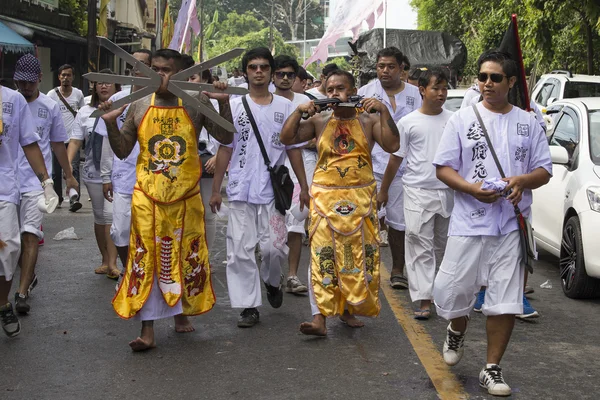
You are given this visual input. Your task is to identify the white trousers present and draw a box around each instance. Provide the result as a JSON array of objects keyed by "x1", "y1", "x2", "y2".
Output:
[
  {"x1": 404, "y1": 191, "x2": 449, "y2": 303},
  {"x1": 200, "y1": 177, "x2": 216, "y2": 250},
  {"x1": 374, "y1": 172, "x2": 405, "y2": 230},
  {"x1": 0, "y1": 201, "x2": 21, "y2": 280},
  {"x1": 433, "y1": 231, "x2": 524, "y2": 319},
  {"x1": 226, "y1": 201, "x2": 289, "y2": 308}
]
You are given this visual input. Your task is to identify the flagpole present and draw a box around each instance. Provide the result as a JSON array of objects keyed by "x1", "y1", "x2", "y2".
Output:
[{"x1": 180, "y1": 14, "x2": 192, "y2": 53}]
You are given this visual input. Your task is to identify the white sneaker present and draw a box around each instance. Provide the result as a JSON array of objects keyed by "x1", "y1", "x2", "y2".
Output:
[
  {"x1": 479, "y1": 365, "x2": 512, "y2": 396},
  {"x1": 443, "y1": 321, "x2": 467, "y2": 366},
  {"x1": 286, "y1": 275, "x2": 308, "y2": 293},
  {"x1": 379, "y1": 230, "x2": 389, "y2": 247}
]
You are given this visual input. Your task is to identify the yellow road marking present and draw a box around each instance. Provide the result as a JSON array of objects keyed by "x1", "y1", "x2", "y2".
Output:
[{"x1": 380, "y1": 264, "x2": 468, "y2": 400}]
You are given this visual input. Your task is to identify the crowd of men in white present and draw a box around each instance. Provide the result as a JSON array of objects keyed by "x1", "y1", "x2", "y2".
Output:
[{"x1": 0, "y1": 44, "x2": 551, "y2": 397}]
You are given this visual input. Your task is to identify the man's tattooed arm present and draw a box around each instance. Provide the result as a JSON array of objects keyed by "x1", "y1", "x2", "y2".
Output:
[
  {"x1": 372, "y1": 107, "x2": 400, "y2": 153},
  {"x1": 106, "y1": 102, "x2": 138, "y2": 159},
  {"x1": 21, "y1": 142, "x2": 50, "y2": 181}
]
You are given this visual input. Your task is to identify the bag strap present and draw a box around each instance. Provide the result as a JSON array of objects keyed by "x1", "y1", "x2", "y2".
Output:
[
  {"x1": 472, "y1": 104, "x2": 523, "y2": 215},
  {"x1": 472, "y1": 104, "x2": 506, "y2": 178},
  {"x1": 55, "y1": 87, "x2": 78, "y2": 118},
  {"x1": 242, "y1": 95, "x2": 272, "y2": 170}
]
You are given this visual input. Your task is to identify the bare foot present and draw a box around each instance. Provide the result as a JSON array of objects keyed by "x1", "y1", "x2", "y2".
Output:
[
  {"x1": 129, "y1": 336, "x2": 156, "y2": 352},
  {"x1": 130, "y1": 323, "x2": 156, "y2": 351},
  {"x1": 339, "y1": 312, "x2": 365, "y2": 328},
  {"x1": 174, "y1": 314, "x2": 195, "y2": 333},
  {"x1": 299, "y1": 315, "x2": 327, "y2": 336}
]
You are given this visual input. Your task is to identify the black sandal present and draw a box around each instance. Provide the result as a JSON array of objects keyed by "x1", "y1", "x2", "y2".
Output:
[{"x1": 390, "y1": 274, "x2": 408, "y2": 289}]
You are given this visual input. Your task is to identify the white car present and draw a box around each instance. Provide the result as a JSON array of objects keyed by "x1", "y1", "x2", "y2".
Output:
[
  {"x1": 531, "y1": 71, "x2": 600, "y2": 111},
  {"x1": 532, "y1": 98, "x2": 600, "y2": 298},
  {"x1": 444, "y1": 88, "x2": 467, "y2": 112}
]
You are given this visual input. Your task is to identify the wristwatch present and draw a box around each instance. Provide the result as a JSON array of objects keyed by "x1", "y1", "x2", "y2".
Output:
[{"x1": 41, "y1": 178, "x2": 54, "y2": 189}]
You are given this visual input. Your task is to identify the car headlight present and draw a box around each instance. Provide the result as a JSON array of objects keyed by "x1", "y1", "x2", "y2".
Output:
[{"x1": 587, "y1": 186, "x2": 600, "y2": 212}]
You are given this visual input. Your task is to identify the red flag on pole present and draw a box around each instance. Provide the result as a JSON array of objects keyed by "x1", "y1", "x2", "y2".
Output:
[{"x1": 499, "y1": 14, "x2": 531, "y2": 111}]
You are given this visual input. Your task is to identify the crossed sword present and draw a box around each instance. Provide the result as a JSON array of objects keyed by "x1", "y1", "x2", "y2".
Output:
[{"x1": 84, "y1": 37, "x2": 249, "y2": 133}]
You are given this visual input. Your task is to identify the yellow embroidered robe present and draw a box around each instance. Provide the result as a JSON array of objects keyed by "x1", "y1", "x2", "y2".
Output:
[{"x1": 113, "y1": 95, "x2": 215, "y2": 318}]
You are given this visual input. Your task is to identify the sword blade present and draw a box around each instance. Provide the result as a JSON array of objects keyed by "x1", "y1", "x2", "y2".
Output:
[
  {"x1": 170, "y1": 81, "x2": 248, "y2": 95},
  {"x1": 168, "y1": 83, "x2": 236, "y2": 133},
  {"x1": 83, "y1": 73, "x2": 157, "y2": 88},
  {"x1": 89, "y1": 86, "x2": 156, "y2": 118},
  {"x1": 96, "y1": 37, "x2": 160, "y2": 86},
  {"x1": 170, "y1": 48, "x2": 246, "y2": 82}
]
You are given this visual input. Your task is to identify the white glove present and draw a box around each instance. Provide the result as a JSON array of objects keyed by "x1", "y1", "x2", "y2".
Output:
[{"x1": 40, "y1": 179, "x2": 59, "y2": 214}]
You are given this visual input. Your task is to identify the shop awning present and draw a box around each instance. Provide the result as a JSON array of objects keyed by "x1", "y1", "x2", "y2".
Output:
[
  {"x1": 0, "y1": 16, "x2": 86, "y2": 46},
  {"x1": 0, "y1": 20, "x2": 35, "y2": 54}
]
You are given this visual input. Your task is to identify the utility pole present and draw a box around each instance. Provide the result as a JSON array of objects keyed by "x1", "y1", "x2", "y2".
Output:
[
  {"x1": 156, "y1": 0, "x2": 162, "y2": 50},
  {"x1": 86, "y1": 0, "x2": 98, "y2": 94},
  {"x1": 303, "y1": 0, "x2": 307, "y2": 62},
  {"x1": 269, "y1": 0, "x2": 274, "y2": 50}
]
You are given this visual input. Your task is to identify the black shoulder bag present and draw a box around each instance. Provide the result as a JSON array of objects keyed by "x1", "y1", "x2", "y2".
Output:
[
  {"x1": 472, "y1": 105, "x2": 536, "y2": 273},
  {"x1": 241, "y1": 95, "x2": 294, "y2": 215}
]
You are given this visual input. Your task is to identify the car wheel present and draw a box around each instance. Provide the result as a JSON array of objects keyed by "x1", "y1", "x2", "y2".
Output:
[{"x1": 560, "y1": 216, "x2": 600, "y2": 299}]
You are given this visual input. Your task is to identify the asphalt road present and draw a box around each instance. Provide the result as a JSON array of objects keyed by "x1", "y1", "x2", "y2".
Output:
[{"x1": 2, "y1": 190, "x2": 599, "y2": 400}]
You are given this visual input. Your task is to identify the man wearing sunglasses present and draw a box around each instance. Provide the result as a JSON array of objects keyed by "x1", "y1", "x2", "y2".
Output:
[
  {"x1": 432, "y1": 50, "x2": 552, "y2": 396},
  {"x1": 359, "y1": 47, "x2": 422, "y2": 291},
  {"x1": 210, "y1": 48, "x2": 309, "y2": 328},
  {"x1": 460, "y1": 59, "x2": 546, "y2": 321},
  {"x1": 272, "y1": 55, "x2": 313, "y2": 295}
]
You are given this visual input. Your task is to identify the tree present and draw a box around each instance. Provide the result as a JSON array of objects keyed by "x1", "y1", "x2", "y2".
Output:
[
  {"x1": 59, "y1": 0, "x2": 87, "y2": 35},
  {"x1": 411, "y1": 0, "x2": 600, "y2": 76}
]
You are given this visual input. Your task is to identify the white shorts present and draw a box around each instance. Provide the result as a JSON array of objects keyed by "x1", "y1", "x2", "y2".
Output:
[
  {"x1": 110, "y1": 192, "x2": 132, "y2": 247},
  {"x1": 84, "y1": 181, "x2": 113, "y2": 225},
  {"x1": 433, "y1": 231, "x2": 524, "y2": 319},
  {"x1": 19, "y1": 191, "x2": 44, "y2": 239},
  {"x1": 374, "y1": 172, "x2": 405, "y2": 230},
  {"x1": 0, "y1": 201, "x2": 21, "y2": 280}
]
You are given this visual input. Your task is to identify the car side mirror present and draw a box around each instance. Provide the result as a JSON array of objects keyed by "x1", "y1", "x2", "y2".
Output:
[
  {"x1": 548, "y1": 97, "x2": 557, "y2": 105},
  {"x1": 550, "y1": 146, "x2": 569, "y2": 164}
]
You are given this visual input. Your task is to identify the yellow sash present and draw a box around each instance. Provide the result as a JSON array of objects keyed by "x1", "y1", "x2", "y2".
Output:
[
  {"x1": 113, "y1": 95, "x2": 215, "y2": 319},
  {"x1": 309, "y1": 112, "x2": 380, "y2": 317}
]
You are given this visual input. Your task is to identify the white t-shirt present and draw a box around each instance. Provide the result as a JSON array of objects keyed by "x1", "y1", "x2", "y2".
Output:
[
  {"x1": 71, "y1": 105, "x2": 105, "y2": 184},
  {"x1": 98, "y1": 90, "x2": 139, "y2": 194},
  {"x1": 198, "y1": 99, "x2": 221, "y2": 156},
  {"x1": 395, "y1": 109, "x2": 453, "y2": 189},
  {"x1": 306, "y1": 86, "x2": 327, "y2": 100},
  {"x1": 0, "y1": 86, "x2": 40, "y2": 204},
  {"x1": 18, "y1": 92, "x2": 68, "y2": 193},
  {"x1": 358, "y1": 79, "x2": 422, "y2": 175},
  {"x1": 47, "y1": 87, "x2": 85, "y2": 141},
  {"x1": 281, "y1": 92, "x2": 314, "y2": 184},
  {"x1": 433, "y1": 102, "x2": 552, "y2": 236},
  {"x1": 228, "y1": 76, "x2": 246, "y2": 87},
  {"x1": 226, "y1": 94, "x2": 302, "y2": 204}
]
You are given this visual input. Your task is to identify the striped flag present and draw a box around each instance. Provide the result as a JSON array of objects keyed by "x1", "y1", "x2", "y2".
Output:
[{"x1": 169, "y1": 0, "x2": 201, "y2": 53}]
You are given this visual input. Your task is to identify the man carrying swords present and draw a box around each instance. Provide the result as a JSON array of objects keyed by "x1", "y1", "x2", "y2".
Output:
[{"x1": 99, "y1": 48, "x2": 234, "y2": 351}]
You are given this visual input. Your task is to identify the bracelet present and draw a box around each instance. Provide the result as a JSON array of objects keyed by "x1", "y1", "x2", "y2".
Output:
[{"x1": 41, "y1": 178, "x2": 54, "y2": 189}]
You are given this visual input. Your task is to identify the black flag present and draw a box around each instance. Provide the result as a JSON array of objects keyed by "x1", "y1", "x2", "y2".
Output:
[{"x1": 499, "y1": 14, "x2": 531, "y2": 111}]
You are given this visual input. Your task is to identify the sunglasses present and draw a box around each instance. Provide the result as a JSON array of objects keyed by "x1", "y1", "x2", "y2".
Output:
[
  {"x1": 247, "y1": 63, "x2": 271, "y2": 71},
  {"x1": 403, "y1": 65, "x2": 410, "y2": 71},
  {"x1": 478, "y1": 73, "x2": 507, "y2": 83},
  {"x1": 274, "y1": 71, "x2": 297, "y2": 80}
]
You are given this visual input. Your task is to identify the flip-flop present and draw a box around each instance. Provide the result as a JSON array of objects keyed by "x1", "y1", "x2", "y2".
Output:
[
  {"x1": 106, "y1": 269, "x2": 120, "y2": 280},
  {"x1": 414, "y1": 309, "x2": 431, "y2": 320},
  {"x1": 390, "y1": 274, "x2": 408, "y2": 289},
  {"x1": 94, "y1": 265, "x2": 110, "y2": 274}
]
